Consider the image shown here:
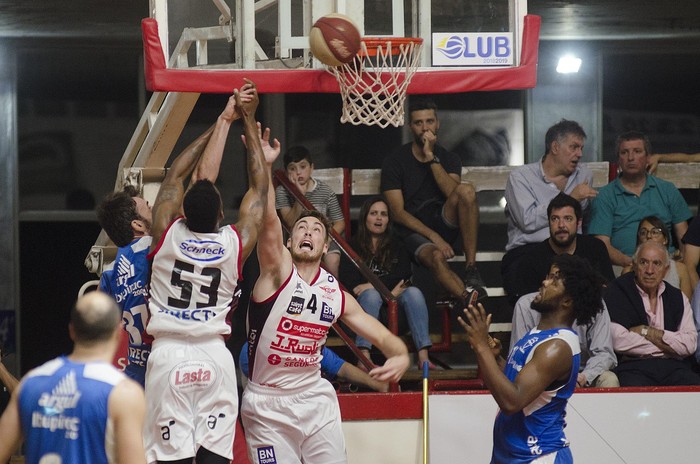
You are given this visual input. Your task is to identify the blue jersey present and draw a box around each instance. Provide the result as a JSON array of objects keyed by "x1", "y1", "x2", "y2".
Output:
[
  {"x1": 100, "y1": 236, "x2": 152, "y2": 386},
  {"x1": 18, "y1": 356, "x2": 126, "y2": 464},
  {"x1": 492, "y1": 328, "x2": 580, "y2": 464}
]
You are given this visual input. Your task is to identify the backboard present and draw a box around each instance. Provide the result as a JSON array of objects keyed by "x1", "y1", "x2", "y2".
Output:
[{"x1": 144, "y1": 0, "x2": 538, "y2": 94}]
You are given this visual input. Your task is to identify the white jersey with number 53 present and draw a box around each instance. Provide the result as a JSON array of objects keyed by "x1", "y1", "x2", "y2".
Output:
[{"x1": 147, "y1": 217, "x2": 241, "y2": 339}]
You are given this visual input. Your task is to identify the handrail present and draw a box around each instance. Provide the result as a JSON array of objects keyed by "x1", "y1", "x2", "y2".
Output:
[{"x1": 273, "y1": 170, "x2": 401, "y2": 383}]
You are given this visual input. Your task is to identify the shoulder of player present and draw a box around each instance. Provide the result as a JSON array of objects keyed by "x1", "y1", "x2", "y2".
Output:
[
  {"x1": 533, "y1": 335, "x2": 574, "y2": 361},
  {"x1": 109, "y1": 377, "x2": 144, "y2": 411}
]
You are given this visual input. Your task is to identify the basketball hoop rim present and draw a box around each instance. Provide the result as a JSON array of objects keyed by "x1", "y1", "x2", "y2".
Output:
[{"x1": 359, "y1": 37, "x2": 424, "y2": 57}]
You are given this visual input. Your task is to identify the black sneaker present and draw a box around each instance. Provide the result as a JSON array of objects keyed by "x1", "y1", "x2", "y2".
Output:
[{"x1": 463, "y1": 265, "x2": 488, "y2": 303}]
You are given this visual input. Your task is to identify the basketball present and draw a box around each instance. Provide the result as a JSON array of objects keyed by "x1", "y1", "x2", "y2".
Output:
[{"x1": 309, "y1": 14, "x2": 361, "y2": 67}]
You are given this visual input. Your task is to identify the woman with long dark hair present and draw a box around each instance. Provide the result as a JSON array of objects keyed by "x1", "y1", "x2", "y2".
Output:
[{"x1": 340, "y1": 196, "x2": 433, "y2": 368}]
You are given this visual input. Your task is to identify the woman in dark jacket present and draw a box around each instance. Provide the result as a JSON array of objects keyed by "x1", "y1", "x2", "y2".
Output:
[{"x1": 340, "y1": 196, "x2": 433, "y2": 368}]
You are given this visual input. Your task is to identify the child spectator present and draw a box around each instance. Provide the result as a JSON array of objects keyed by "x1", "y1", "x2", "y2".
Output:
[{"x1": 275, "y1": 146, "x2": 345, "y2": 276}]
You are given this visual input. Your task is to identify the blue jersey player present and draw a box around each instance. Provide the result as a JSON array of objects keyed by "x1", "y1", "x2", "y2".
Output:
[
  {"x1": 98, "y1": 233, "x2": 152, "y2": 385},
  {"x1": 0, "y1": 292, "x2": 146, "y2": 464},
  {"x1": 459, "y1": 254, "x2": 604, "y2": 464}
]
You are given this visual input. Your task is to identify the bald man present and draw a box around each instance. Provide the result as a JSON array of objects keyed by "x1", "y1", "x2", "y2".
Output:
[{"x1": 0, "y1": 291, "x2": 146, "y2": 464}]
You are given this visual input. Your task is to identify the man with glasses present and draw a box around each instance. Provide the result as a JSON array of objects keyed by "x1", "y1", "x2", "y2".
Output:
[
  {"x1": 589, "y1": 131, "x2": 692, "y2": 268},
  {"x1": 605, "y1": 241, "x2": 700, "y2": 386}
]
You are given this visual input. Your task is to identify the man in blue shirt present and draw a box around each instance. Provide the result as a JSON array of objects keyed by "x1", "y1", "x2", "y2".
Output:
[
  {"x1": 460, "y1": 254, "x2": 605, "y2": 463},
  {"x1": 589, "y1": 131, "x2": 691, "y2": 267},
  {"x1": 0, "y1": 292, "x2": 146, "y2": 464}
]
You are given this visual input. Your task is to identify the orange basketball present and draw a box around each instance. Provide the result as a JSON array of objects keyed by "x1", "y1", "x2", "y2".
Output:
[{"x1": 309, "y1": 14, "x2": 361, "y2": 67}]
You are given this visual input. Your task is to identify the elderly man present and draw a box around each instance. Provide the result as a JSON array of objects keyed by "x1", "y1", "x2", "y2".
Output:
[
  {"x1": 589, "y1": 131, "x2": 692, "y2": 268},
  {"x1": 502, "y1": 119, "x2": 598, "y2": 291},
  {"x1": 605, "y1": 241, "x2": 700, "y2": 386}
]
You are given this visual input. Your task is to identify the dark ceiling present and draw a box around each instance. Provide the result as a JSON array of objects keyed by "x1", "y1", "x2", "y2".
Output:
[{"x1": 2, "y1": 0, "x2": 700, "y2": 42}]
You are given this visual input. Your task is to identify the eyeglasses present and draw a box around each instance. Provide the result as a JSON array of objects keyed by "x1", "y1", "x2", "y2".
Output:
[
  {"x1": 636, "y1": 257, "x2": 666, "y2": 271},
  {"x1": 637, "y1": 227, "x2": 664, "y2": 239}
]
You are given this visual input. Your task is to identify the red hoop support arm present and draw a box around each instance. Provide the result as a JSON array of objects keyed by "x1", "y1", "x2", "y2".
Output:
[{"x1": 142, "y1": 15, "x2": 540, "y2": 94}]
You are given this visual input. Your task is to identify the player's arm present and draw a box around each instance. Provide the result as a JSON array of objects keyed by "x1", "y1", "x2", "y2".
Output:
[
  {"x1": 460, "y1": 304, "x2": 572, "y2": 415},
  {"x1": 190, "y1": 83, "x2": 254, "y2": 184},
  {"x1": 231, "y1": 82, "x2": 269, "y2": 263},
  {"x1": 149, "y1": 125, "x2": 215, "y2": 250},
  {"x1": 0, "y1": 383, "x2": 23, "y2": 462},
  {"x1": 278, "y1": 203, "x2": 304, "y2": 230},
  {"x1": 109, "y1": 379, "x2": 147, "y2": 464},
  {"x1": 336, "y1": 362, "x2": 389, "y2": 392},
  {"x1": 0, "y1": 355, "x2": 19, "y2": 394},
  {"x1": 340, "y1": 291, "x2": 409, "y2": 383},
  {"x1": 246, "y1": 127, "x2": 292, "y2": 301}
]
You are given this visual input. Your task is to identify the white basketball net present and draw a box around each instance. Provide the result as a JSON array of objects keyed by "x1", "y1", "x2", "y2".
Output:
[{"x1": 327, "y1": 39, "x2": 423, "y2": 128}]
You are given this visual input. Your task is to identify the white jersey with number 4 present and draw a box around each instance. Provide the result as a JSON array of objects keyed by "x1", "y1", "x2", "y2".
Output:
[
  {"x1": 147, "y1": 217, "x2": 242, "y2": 339},
  {"x1": 247, "y1": 266, "x2": 345, "y2": 390}
]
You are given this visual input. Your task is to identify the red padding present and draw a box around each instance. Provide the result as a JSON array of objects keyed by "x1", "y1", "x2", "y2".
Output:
[{"x1": 142, "y1": 16, "x2": 540, "y2": 94}]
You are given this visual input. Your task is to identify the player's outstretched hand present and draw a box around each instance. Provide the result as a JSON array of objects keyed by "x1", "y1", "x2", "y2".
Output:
[
  {"x1": 221, "y1": 80, "x2": 256, "y2": 122},
  {"x1": 241, "y1": 122, "x2": 280, "y2": 165},
  {"x1": 458, "y1": 303, "x2": 496, "y2": 356},
  {"x1": 234, "y1": 78, "x2": 259, "y2": 119},
  {"x1": 368, "y1": 353, "x2": 410, "y2": 384}
]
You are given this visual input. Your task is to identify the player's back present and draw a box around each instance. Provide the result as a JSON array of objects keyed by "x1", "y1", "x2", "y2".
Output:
[
  {"x1": 147, "y1": 217, "x2": 242, "y2": 339},
  {"x1": 18, "y1": 356, "x2": 126, "y2": 464}
]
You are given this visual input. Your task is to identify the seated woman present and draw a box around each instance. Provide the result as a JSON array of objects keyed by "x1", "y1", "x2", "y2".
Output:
[
  {"x1": 622, "y1": 215, "x2": 693, "y2": 298},
  {"x1": 340, "y1": 196, "x2": 434, "y2": 369}
]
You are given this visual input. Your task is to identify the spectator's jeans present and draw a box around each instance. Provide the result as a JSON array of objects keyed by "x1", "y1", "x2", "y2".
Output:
[{"x1": 355, "y1": 286, "x2": 432, "y2": 351}]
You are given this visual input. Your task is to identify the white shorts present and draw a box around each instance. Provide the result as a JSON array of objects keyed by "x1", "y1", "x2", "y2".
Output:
[
  {"x1": 241, "y1": 378, "x2": 346, "y2": 464},
  {"x1": 144, "y1": 337, "x2": 238, "y2": 463}
]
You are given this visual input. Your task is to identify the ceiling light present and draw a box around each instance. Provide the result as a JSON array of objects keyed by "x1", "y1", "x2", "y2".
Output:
[{"x1": 556, "y1": 55, "x2": 582, "y2": 74}]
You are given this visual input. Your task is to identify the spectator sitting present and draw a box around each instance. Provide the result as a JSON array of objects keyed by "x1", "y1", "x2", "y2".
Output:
[
  {"x1": 381, "y1": 97, "x2": 486, "y2": 308},
  {"x1": 511, "y1": 292, "x2": 618, "y2": 388},
  {"x1": 238, "y1": 342, "x2": 388, "y2": 392},
  {"x1": 605, "y1": 241, "x2": 700, "y2": 386},
  {"x1": 504, "y1": 192, "x2": 614, "y2": 304},
  {"x1": 502, "y1": 119, "x2": 597, "y2": 294},
  {"x1": 621, "y1": 216, "x2": 693, "y2": 298},
  {"x1": 275, "y1": 145, "x2": 345, "y2": 276},
  {"x1": 340, "y1": 196, "x2": 434, "y2": 369},
  {"x1": 589, "y1": 131, "x2": 692, "y2": 268}
]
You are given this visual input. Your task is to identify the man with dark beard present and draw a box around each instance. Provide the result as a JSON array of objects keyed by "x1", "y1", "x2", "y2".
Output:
[
  {"x1": 459, "y1": 254, "x2": 605, "y2": 464},
  {"x1": 505, "y1": 193, "x2": 614, "y2": 304},
  {"x1": 381, "y1": 97, "x2": 486, "y2": 308}
]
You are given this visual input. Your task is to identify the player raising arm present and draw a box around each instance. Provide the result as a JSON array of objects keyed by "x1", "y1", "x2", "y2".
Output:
[{"x1": 240, "y1": 125, "x2": 408, "y2": 463}]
